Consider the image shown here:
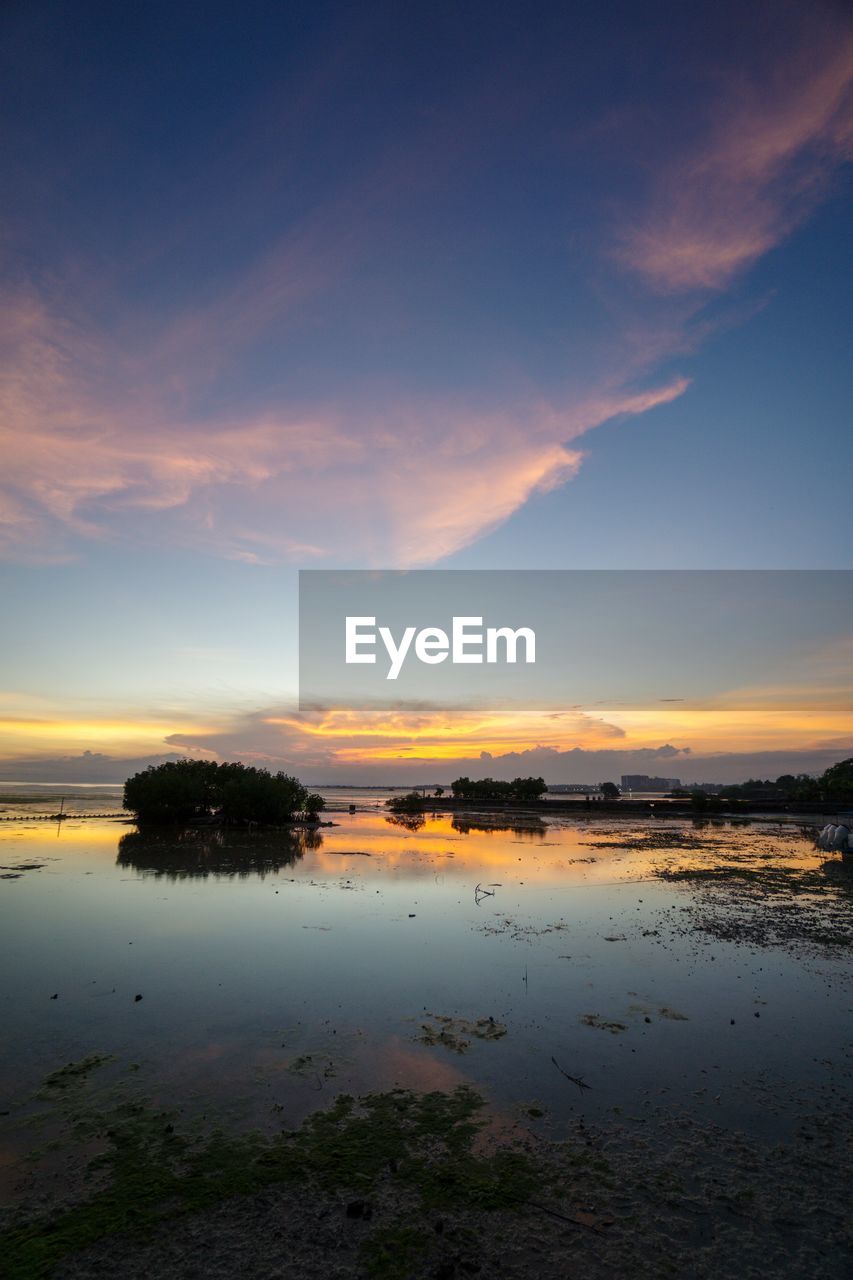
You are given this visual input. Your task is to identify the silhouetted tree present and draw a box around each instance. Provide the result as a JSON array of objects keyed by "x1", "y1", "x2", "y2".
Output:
[
  {"x1": 448, "y1": 776, "x2": 547, "y2": 801},
  {"x1": 386, "y1": 791, "x2": 426, "y2": 814},
  {"x1": 123, "y1": 760, "x2": 221, "y2": 824},
  {"x1": 123, "y1": 760, "x2": 317, "y2": 825},
  {"x1": 775, "y1": 773, "x2": 820, "y2": 801},
  {"x1": 821, "y1": 758, "x2": 853, "y2": 802},
  {"x1": 304, "y1": 793, "x2": 325, "y2": 820}
]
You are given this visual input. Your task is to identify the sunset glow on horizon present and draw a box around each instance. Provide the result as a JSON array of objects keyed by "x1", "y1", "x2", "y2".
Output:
[{"x1": 2, "y1": 675, "x2": 850, "y2": 784}]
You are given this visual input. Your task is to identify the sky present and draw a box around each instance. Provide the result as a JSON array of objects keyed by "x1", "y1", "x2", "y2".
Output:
[{"x1": 0, "y1": 0, "x2": 851, "y2": 785}]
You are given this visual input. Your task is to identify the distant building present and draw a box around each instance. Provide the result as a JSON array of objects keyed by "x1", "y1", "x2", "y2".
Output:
[
  {"x1": 621, "y1": 774, "x2": 681, "y2": 792},
  {"x1": 547, "y1": 784, "x2": 597, "y2": 794}
]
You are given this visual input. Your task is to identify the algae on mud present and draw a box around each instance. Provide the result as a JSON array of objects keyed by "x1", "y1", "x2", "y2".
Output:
[
  {"x1": 656, "y1": 854, "x2": 853, "y2": 952},
  {"x1": 41, "y1": 1057, "x2": 115, "y2": 1092},
  {"x1": 1, "y1": 1063, "x2": 544, "y2": 1280},
  {"x1": 5, "y1": 1050, "x2": 853, "y2": 1280},
  {"x1": 415, "y1": 1014, "x2": 508, "y2": 1053}
]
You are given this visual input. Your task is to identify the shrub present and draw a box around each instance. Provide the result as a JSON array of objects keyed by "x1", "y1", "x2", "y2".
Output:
[
  {"x1": 448, "y1": 776, "x2": 547, "y2": 802},
  {"x1": 386, "y1": 791, "x2": 426, "y2": 814},
  {"x1": 123, "y1": 760, "x2": 318, "y2": 826}
]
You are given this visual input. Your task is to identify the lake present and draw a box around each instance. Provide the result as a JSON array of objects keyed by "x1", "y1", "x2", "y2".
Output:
[
  {"x1": 2, "y1": 802, "x2": 852, "y2": 1276},
  {"x1": 2, "y1": 805, "x2": 849, "y2": 1138}
]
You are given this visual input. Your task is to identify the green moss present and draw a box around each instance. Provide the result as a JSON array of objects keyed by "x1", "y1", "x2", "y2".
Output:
[
  {"x1": 408, "y1": 1146, "x2": 540, "y2": 1210},
  {"x1": 580, "y1": 1013, "x2": 627, "y2": 1034},
  {"x1": 41, "y1": 1054, "x2": 114, "y2": 1090},
  {"x1": 361, "y1": 1224, "x2": 432, "y2": 1278},
  {"x1": 286, "y1": 1051, "x2": 337, "y2": 1081},
  {"x1": 415, "y1": 1013, "x2": 508, "y2": 1053},
  {"x1": 0, "y1": 1080, "x2": 542, "y2": 1280}
]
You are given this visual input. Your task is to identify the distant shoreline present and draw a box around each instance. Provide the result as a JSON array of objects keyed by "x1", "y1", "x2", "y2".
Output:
[
  {"x1": 410, "y1": 797, "x2": 851, "y2": 821},
  {"x1": 1, "y1": 788, "x2": 848, "y2": 825}
]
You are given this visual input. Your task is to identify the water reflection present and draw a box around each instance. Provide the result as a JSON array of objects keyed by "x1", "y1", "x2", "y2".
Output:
[
  {"x1": 450, "y1": 814, "x2": 547, "y2": 838},
  {"x1": 384, "y1": 812, "x2": 427, "y2": 831},
  {"x1": 0, "y1": 810, "x2": 844, "y2": 1159},
  {"x1": 117, "y1": 825, "x2": 322, "y2": 880},
  {"x1": 382, "y1": 812, "x2": 550, "y2": 838}
]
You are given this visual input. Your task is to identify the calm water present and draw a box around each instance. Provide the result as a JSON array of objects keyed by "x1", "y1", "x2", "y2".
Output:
[{"x1": 1, "y1": 805, "x2": 849, "y2": 1197}]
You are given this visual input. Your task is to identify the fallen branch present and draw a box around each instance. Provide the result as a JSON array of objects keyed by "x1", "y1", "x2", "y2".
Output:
[
  {"x1": 527, "y1": 1200, "x2": 613, "y2": 1232},
  {"x1": 551, "y1": 1056, "x2": 591, "y2": 1093}
]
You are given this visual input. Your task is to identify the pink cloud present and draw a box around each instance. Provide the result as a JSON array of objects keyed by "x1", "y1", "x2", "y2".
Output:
[
  {"x1": 615, "y1": 28, "x2": 853, "y2": 291},
  {"x1": 0, "y1": 289, "x2": 688, "y2": 566},
  {"x1": 2, "y1": 13, "x2": 850, "y2": 570}
]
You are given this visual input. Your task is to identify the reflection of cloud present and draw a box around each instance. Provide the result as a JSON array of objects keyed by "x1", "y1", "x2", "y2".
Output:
[
  {"x1": 615, "y1": 28, "x2": 853, "y2": 291},
  {"x1": 373, "y1": 1037, "x2": 469, "y2": 1094}
]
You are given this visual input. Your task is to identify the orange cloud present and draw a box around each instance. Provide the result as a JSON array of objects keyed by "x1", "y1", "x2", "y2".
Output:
[
  {"x1": 1, "y1": 690, "x2": 849, "y2": 784},
  {"x1": 163, "y1": 677, "x2": 851, "y2": 771}
]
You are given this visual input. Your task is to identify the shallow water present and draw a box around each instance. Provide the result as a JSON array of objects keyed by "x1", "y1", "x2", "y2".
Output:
[{"x1": 0, "y1": 808, "x2": 850, "y2": 1199}]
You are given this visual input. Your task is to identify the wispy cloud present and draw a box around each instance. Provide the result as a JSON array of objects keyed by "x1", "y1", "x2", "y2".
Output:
[
  {"x1": 0, "y1": 288, "x2": 688, "y2": 565},
  {"x1": 615, "y1": 27, "x2": 853, "y2": 291},
  {"x1": 2, "y1": 12, "x2": 849, "y2": 568}
]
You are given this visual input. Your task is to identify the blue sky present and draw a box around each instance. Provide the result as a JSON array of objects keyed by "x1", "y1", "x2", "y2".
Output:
[{"x1": 0, "y1": 0, "x2": 850, "y2": 781}]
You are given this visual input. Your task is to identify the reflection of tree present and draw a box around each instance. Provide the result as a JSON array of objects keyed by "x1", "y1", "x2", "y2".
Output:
[
  {"x1": 385, "y1": 812, "x2": 427, "y2": 832},
  {"x1": 117, "y1": 825, "x2": 321, "y2": 880},
  {"x1": 451, "y1": 815, "x2": 547, "y2": 838},
  {"x1": 384, "y1": 812, "x2": 427, "y2": 831}
]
